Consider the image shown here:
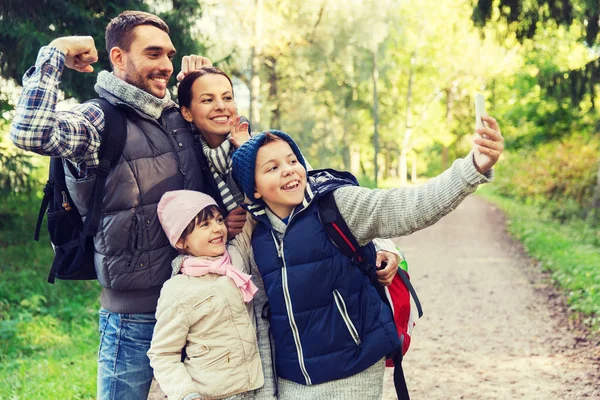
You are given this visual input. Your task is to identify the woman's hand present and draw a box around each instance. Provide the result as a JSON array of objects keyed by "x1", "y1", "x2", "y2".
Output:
[{"x1": 229, "y1": 116, "x2": 250, "y2": 148}]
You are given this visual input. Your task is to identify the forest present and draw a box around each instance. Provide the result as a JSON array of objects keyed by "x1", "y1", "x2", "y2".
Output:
[{"x1": 0, "y1": 0, "x2": 598, "y2": 397}]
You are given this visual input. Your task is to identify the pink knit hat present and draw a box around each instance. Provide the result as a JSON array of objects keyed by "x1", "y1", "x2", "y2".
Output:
[{"x1": 157, "y1": 190, "x2": 218, "y2": 248}]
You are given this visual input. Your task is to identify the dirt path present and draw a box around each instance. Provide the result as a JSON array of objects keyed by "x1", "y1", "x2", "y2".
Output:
[{"x1": 383, "y1": 195, "x2": 600, "y2": 400}]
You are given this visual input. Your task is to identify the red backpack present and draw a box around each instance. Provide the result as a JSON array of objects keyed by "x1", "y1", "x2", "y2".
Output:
[{"x1": 318, "y1": 191, "x2": 423, "y2": 400}]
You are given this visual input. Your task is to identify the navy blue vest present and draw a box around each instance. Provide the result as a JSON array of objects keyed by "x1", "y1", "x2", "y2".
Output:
[{"x1": 250, "y1": 170, "x2": 400, "y2": 385}]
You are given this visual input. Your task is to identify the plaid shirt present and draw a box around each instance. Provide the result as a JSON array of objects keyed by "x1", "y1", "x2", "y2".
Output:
[{"x1": 9, "y1": 46, "x2": 105, "y2": 177}]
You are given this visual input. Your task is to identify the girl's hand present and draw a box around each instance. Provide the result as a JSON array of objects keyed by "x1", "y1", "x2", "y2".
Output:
[
  {"x1": 473, "y1": 115, "x2": 504, "y2": 174},
  {"x1": 229, "y1": 116, "x2": 250, "y2": 148}
]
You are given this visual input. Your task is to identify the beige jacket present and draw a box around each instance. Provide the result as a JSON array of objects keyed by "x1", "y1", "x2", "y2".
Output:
[{"x1": 148, "y1": 221, "x2": 264, "y2": 400}]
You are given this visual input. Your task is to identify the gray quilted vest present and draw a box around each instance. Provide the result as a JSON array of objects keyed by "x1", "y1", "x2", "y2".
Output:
[{"x1": 65, "y1": 95, "x2": 209, "y2": 304}]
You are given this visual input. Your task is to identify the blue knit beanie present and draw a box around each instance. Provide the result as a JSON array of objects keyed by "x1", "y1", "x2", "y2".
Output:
[{"x1": 232, "y1": 130, "x2": 307, "y2": 201}]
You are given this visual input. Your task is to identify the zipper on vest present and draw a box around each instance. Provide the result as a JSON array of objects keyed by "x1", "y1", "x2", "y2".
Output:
[
  {"x1": 272, "y1": 233, "x2": 283, "y2": 258},
  {"x1": 156, "y1": 122, "x2": 187, "y2": 180},
  {"x1": 169, "y1": 129, "x2": 187, "y2": 177},
  {"x1": 333, "y1": 289, "x2": 362, "y2": 346},
  {"x1": 270, "y1": 231, "x2": 312, "y2": 385}
]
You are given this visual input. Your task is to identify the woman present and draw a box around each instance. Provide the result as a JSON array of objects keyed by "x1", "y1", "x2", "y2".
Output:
[{"x1": 177, "y1": 68, "x2": 250, "y2": 239}]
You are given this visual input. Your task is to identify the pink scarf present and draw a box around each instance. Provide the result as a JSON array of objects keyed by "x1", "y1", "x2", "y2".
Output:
[{"x1": 180, "y1": 252, "x2": 258, "y2": 303}]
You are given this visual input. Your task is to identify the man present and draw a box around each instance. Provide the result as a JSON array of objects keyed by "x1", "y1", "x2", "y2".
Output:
[
  {"x1": 9, "y1": 10, "x2": 219, "y2": 399},
  {"x1": 10, "y1": 10, "x2": 400, "y2": 400}
]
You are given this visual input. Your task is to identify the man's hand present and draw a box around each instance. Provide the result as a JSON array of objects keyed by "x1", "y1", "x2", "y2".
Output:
[
  {"x1": 473, "y1": 115, "x2": 504, "y2": 174},
  {"x1": 375, "y1": 250, "x2": 400, "y2": 287},
  {"x1": 225, "y1": 205, "x2": 247, "y2": 240},
  {"x1": 49, "y1": 36, "x2": 98, "y2": 73},
  {"x1": 176, "y1": 55, "x2": 213, "y2": 81},
  {"x1": 229, "y1": 116, "x2": 250, "y2": 148}
]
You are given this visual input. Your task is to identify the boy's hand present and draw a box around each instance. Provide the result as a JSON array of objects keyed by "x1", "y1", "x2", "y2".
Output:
[
  {"x1": 176, "y1": 55, "x2": 212, "y2": 81},
  {"x1": 375, "y1": 250, "x2": 400, "y2": 287},
  {"x1": 473, "y1": 115, "x2": 504, "y2": 174},
  {"x1": 49, "y1": 36, "x2": 98, "y2": 73},
  {"x1": 229, "y1": 116, "x2": 250, "y2": 148}
]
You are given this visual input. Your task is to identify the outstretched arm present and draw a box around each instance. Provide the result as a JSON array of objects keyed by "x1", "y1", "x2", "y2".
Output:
[{"x1": 335, "y1": 116, "x2": 503, "y2": 245}]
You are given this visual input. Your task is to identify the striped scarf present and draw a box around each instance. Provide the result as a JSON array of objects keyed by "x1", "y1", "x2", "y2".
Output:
[{"x1": 199, "y1": 135, "x2": 245, "y2": 212}]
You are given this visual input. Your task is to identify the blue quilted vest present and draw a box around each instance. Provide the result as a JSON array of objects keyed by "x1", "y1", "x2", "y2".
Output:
[{"x1": 248, "y1": 169, "x2": 401, "y2": 385}]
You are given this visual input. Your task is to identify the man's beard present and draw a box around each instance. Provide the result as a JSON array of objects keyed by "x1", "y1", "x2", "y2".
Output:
[{"x1": 124, "y1": 61, "x2": 169, "y2": 98}]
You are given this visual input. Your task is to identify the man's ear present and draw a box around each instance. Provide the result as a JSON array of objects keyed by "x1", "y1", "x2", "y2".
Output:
[
  {"x1": 181, "y1": 106, "x2": 193, "y2": 123},
  {"x1": 110, "y1": 47, "x2": 126, "y2": 73},
  {"x1": 254, "y1": 191, "x2": 261, "y2": 199},
  {"x1": 175, "y1": 238, "x2": 186, "y2": 251}
]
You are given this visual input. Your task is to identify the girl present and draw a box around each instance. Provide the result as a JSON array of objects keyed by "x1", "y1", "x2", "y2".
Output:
[
  {"x1": 148, "y1": 190, "x2": 264, "y2": 400},
  {"x1": 231, "y1": 124, "x2": 503, "y2": 398}
]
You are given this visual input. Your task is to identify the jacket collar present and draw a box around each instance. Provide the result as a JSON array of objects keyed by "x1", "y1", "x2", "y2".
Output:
[{"x1": 245, "y1": 179, "x2": 316, "y2": 235}]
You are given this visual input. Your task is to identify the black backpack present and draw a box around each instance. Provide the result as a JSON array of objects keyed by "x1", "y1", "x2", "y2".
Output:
[
  {"x1": 318, "y1": 190, "x2": 423, "y2": 400},
  {"x1": 34, "y1": 98, "x2": 127, "y2": 283}
]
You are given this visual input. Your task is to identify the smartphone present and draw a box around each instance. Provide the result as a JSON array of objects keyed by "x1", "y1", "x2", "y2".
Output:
[
  {"x1": 475, "y1": 93, "x2": 486, "y2": 130},
  {"x1": 475, "y1": 93, "x2": 488, "y2": 139}
]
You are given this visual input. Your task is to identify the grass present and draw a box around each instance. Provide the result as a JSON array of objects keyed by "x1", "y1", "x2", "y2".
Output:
[
  {"x1": 477, "y1": 186, "x2": 600, "y2": 331},
  {"x1": 0, "y1": 192, "x2": 100, "y2": 399}
]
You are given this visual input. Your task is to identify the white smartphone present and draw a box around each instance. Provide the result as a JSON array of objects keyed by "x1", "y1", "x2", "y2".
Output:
[{"x1": 475, "y1": 93, "x2": 486, "y2": 130}]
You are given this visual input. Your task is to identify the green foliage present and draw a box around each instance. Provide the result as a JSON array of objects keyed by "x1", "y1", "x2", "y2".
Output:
[
  {"x1": 479, "y1": 188, "x2": 600, "y2": 330},
  {"x1": 493, "y1": 136, "x2": 600, "y2": 221},
  {"x1": 0, "y1": 142, "x2": 38, "y2": 197},
  {"x1": 0, "y1": 1, "x2": 206, "y2": 101},
  {"x1": 0, "y1": 129, "x2": 50, "y2": 243},
  {"x1": 0, "y1": 0, "x2": 147, "y2": 100},
  {"x1": 472, "y1": 0, "x2": 600, "y2": 106},
  {"x1": 473, "y1": 0, "x2": 597, "y2": 46},
  {"x1": 542, "y1": 58, "x2": 600, "y2": 106}
]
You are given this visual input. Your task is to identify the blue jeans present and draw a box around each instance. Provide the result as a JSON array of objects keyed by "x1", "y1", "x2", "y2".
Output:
[{"x1": 97, "y1": 308, "x2": 156, "y2": 400}]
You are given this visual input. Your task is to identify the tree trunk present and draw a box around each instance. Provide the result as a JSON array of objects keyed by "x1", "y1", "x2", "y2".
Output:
[
  {"x1": 399, "y1": 151, "x2": 407, "y2": 185},
  {"x1": 249, "y1": 0, "x2": 263, "y2": 132},
  {"x1": 588, "y1": 156, "x2": 600, "y2": 224},
  {"x1": 443, "y1": 85, "x2": 456, "y2": 170},
  {"x1": 372, "y1": 50, "x2": 380, "y2": 187},
  {"x1": 342, "y1": 108, "x2": 351, "y2": 171},
  {"x1": 411, "y1": 152, "x2": 417, "y2": 183},
  {"x1": 400, "y1": 51, "x2": 416, "y2": 186},
  {"x1": 383, "y1": 149, "x2": 391, "y2": 180},
  {"x1": 266, "y1": 57, "x2": 280, "y2": 130}
]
